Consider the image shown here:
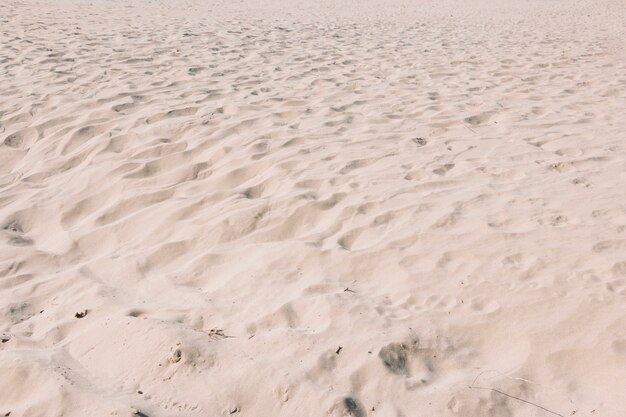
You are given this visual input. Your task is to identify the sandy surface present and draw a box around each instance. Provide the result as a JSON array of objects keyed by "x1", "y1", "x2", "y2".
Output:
[{"x1": 1, "y1": 0, "x2": 625, "y2": 416}]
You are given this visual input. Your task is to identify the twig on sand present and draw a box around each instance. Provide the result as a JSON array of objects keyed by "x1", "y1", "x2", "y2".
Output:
[
  {"x1": 468, "y1": 385, "x2": 564, "y2": 417},
  {"x1": 207, "y1": 328, "x2": 234, "y2": 338},
  {"x1": 463, "y1": 124, "x2": 478, "y2": 134}
]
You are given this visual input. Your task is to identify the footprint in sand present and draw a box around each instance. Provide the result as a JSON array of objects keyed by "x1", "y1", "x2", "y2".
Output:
[{"x1": 3, "y1": 128, "x2": 38, "y2": 148}]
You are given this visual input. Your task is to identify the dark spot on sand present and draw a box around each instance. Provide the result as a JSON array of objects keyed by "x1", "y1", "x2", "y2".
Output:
[
  {"x1": 127, "y1": 309, "x2": 143, "y2": 317},
  {"x1": 343, "y1": 397, "x2": 365, "y2": 417},
  {"x1": 379, "y1": 343, "x2": 409, "y2": 376},
  {"x1": 4, "y1": 134, "x2": 22, "y2": 147},
  {"x1": 413, "y1": 137, "x2": 427, "y2": 146},
  {"x1": 75, "y1": 310, "x2": 88, "y2": 319}
]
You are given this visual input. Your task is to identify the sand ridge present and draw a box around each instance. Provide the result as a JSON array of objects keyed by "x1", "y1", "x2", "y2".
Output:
[{"x1": 1, "y1": 0, "x2": 625, "y2": 416}]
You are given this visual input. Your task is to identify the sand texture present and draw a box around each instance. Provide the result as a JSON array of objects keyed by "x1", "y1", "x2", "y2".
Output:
[{"x1": 1, "y1": 0, "x2": 625, "y2": 416}]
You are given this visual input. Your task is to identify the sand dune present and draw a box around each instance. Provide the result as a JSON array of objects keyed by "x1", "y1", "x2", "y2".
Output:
[{"x1": 1, "y1": 0, "x2": 625, "y2": 416}]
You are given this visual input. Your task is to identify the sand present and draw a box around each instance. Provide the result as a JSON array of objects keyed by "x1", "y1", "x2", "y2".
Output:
[{"x1": 1, "y1": 0, "x2": 625, "y2": 415}]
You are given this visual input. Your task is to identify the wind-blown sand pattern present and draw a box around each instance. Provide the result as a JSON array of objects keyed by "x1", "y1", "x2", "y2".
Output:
[{"x1": 1, "y1": 0, "x2": 625, "y2": 415}]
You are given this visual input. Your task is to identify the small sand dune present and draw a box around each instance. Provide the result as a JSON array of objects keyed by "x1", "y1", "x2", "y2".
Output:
[{"x1": 1, "y1": 0, "x2": 625, "y2": 416}]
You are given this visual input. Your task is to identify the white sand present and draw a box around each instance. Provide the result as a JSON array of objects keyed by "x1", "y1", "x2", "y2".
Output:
[{"x1": 1, "y1": 0, "x2": 625, "y2": 415}]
